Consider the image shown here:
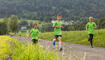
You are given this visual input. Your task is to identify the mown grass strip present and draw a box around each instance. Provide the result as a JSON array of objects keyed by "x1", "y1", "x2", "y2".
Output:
[{"x1": 40, "y1": 29, "x2": 105, "y2": 47}]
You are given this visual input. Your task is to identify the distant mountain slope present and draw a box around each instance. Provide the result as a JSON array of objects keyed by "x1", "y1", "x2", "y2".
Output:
[{"x1": 0, "y1": 0, "x2": 105, "y2": 21}]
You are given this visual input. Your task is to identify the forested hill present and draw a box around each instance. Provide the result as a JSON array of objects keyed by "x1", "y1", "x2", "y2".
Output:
[{"x1": 0, "y1": 0, "x2": 105, "y2": 21}]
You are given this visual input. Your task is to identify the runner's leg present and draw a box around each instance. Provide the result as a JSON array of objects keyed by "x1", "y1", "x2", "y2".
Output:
[
  {"x1": 35, "y1": 39, "x2": 38, "y2": 44},
  {"x1": 90, "y1": 34, "x2": 93, "y2": 48},
  {"x1": 53, "y1": 36, "x2": 57, "y2": 46},
  {"x1": 91, "y1": 34, "x2": 93, "y2": 47},
  {"x1": 32, "y1": 39, "x2": 38, "y2": 44},
  {"x1": 58, "y1": 36, "x2": 62, "y2": 51},
  {"x1": 32, "y1": 39, "x2": 35, "y2": 44},
  {"x1": 88, "y1": 34, "x2": 91, "y2": 41}
]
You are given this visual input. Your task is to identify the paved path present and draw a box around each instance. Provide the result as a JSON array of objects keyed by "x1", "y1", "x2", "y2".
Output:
[{"x1": 12, "y1": 36, "x2": 105, "y2": 60}]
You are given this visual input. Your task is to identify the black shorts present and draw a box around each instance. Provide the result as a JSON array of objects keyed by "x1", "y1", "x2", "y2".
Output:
[
  {"x1": 32, "y1": 39, "x2": 38, "y2": 44},
  {"x1": 55, "y1": 35, "x2": 62, "y2": 39}
]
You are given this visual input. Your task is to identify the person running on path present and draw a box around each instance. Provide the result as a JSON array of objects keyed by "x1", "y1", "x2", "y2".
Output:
[
  {"x1": 52, "y1": 15, "x2": 63, "y2": 51},
  {"x1": 86, "y1": 17, "x2": 96, "y2": 48},
  {"x1": 18, "y1": 31, "x2": 22, "y2": 37},
  {"x1": 28, "y1": 24, "x2": 40, "y2": 44}
]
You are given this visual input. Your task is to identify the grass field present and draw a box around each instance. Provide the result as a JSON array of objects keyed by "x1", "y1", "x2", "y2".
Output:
[
  {"x1": 40, "y1": 29, "x2": 105, "y2": 48},
  {"x1": 0, "y1": 36, "x2": 63, "y2": 60}
]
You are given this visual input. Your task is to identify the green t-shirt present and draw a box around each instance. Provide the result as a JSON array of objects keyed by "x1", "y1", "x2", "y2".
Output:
[
  {"x1": 53, "y1": 21, "x2": 62, "y2": 35},
  {"x1": 86, "y1": 22, "x2": 96, "y2": 34},
  {"x1": 30, "y1": 28, "x2": 40, "y2": 39},
  {"x1": 18, "y1": 32, "x2": 22, "y2": 36}
]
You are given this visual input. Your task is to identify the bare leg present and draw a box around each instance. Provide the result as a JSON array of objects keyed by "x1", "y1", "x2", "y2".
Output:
[
  {"x1": 58, "y1": 37, "x2": 62, "y2": 51},
  {"x1": 58, "y1": 37, "x2": 62, "y2": 46}
]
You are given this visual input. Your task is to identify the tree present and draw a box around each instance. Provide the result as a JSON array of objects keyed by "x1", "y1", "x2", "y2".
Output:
[
  {"x1": 95, "y1": 17, "x2": 105, "y2": 29},
  {"x1": 0, "y1": 18, "x2": 9, "y2": 35},
  {"x1": 8, "y1": 15, "x2": 19, "y2": 32}
]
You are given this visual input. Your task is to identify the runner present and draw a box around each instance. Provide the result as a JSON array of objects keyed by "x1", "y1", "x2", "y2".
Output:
[
  {"x1": 86, "y1": 17, "x2": 96, "y2": 48},
  {"x1": 28, "y1": 24, "x2": 40, "y2": 44},
  {"x1": 18, "y1": 31, "x2": 22, "y2": 37},
  {"x1": 52, "y1": 15, "x2": 63, "y2": 51}
]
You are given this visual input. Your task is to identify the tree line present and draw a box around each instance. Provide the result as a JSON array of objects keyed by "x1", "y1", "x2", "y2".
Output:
[{"x1": 0, "y1": 15, "x2": 105, "y2": 35}]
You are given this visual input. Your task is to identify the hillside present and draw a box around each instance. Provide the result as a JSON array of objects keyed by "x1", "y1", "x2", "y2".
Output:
[{"x1": 0, "y1": 0, "x2": 105, "y2": 21}]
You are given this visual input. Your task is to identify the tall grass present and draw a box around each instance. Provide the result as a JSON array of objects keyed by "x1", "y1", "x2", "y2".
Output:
[
  {"x1": 0, "y1": 36, "x2": 12, "y2": 60},
  {"x1": 11, "y1": 39, "x2": 60, "y2": 60},
  {"x1": 0, "y1": 36, "x2": 61, "y2": 60},
  {"x1": 40, "y1": 29, "x2": 105, "y2": 47},
  {"x1": 0, "y1": 35, "x2": 87, "y2": 60}
]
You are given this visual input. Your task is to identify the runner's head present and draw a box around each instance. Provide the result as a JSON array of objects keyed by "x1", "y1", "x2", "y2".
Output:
[
  {"x1": 33, "y1": 24, "x2": 37, "y2": 29},
  {"x1": 19, "y1": 30, "x2": 21, "y2": 32},
  {"x1": 89, "y1": 16, "x2": 93, "y2": 22},
  {"x1": 57, "y1": 15, "x2": 61, "y2": 21}
]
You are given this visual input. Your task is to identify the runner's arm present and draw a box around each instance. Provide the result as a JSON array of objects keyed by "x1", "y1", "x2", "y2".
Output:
[
  {"x1": 52, "y1": 25, "x2": 62, "y2": 28},
  {"x1": 38, "y1": 34, "x2": 40, "y2": 39},
  {"x1": 38, "y1": 30, "x2": 40, "y2": 39},
  {"x1": 53, "y1": 25, "x2": 63, "y2": 28},
  {"x1": 93, "y1": 27, "x2": 96, "y2": 29},
  {"x1": 59, "y1": 25, "x2": 63, "y2": 28},
  {"x1": 93, "y1": 23, "x2": 97, "y2": 29},
  {"x1": 28, "y1": 33, "x2": 31, "y2": 38},
  {"x1": 52, "y1": 22, "x2": 59, "y2": 28},
  {"x1": 86, "y1": 23, "x2": 88, "y2": 31},
  {"x1": 86, "y1": 26, "x2": 88, "y2": 31},
  {"x1": 28, "y1": 32, "x2": 32, "y2": 38}
]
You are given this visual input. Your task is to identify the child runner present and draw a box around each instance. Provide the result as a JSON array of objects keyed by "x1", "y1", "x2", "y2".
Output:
[
  {"x1": 18, "y1": 31, "x2": 22, "y2": 36},
  {"x1": 52, "y1": 15, "x2": 63, "y2": 51},
  {"x1": 86, "y1": 17, "x2": 96, "y2": 48},
  {"x1": 29, "y1": 24, "x2": 40, "y2": 44}
]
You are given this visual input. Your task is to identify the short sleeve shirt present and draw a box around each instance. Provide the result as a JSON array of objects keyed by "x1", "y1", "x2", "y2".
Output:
[
  {"x1": 53, "y1": 21, "x2": 62, "y2": 35},
  {"x1": 86, "y1": 22, "x2": 96, "y2": 34},
  {"x1": 30, "y1": 28, "x2": 40, "y2": 39}
]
